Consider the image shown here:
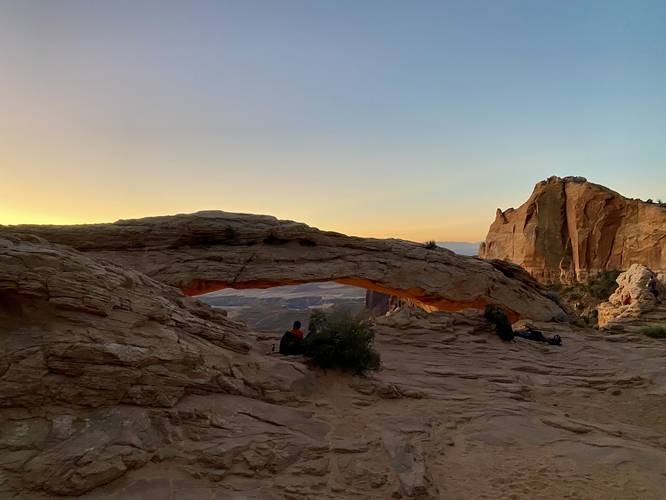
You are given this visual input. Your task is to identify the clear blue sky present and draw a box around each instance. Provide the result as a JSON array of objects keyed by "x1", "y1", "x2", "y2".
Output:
[{"x1": 1, "y1": 0, "x2": 664, "y2": 240}]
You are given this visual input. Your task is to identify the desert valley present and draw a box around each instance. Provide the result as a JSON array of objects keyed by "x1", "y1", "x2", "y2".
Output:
[{"x1": 1, "y1": 176, "x2": 665, "y2": 499}]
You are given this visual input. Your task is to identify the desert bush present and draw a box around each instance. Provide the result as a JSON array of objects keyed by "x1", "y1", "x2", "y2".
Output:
[
  {"x1": 304, "y1": 309, "x2": 381, "y2": 374},
  {"x1": 424, "y1": 240, "x2": 438, "y2": 249},
  {"x1": 545, "y1": 271, "x2": 620, "y2": 327},
  {"x1": 585, "y1": 270, "x2": 620, "y2": 300},
  {"x1": 483, "y1": 304, "x2": 514, "y2": 341},
  {"x1": 639, "y1": 325, "x2": 666, "y2": 339}
]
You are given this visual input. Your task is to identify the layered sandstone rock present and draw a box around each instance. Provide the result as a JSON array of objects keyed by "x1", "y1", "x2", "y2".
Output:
[
  {"x1": 479, "y1": 176, "x2": 666, "y2": 283},
  {"x1": 2, "y1": 232, "x2": 666, "y2": 498},
  {"x1": 4, "y1": 211, "x2": 565, "y2": 322},
  {"x1": 0, "y1": 232, "x2": 319, "y2": 406},
  {"x1": 597, "y1": 264, "x2": 666, "y2": 331},
  {"x1": 0, "y1": 233, "x2": 321, "y2": 495}
]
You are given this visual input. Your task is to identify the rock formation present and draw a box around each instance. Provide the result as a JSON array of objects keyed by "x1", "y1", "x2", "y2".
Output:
[
  {"x1": 0, "y1": 232, "x2": 317, "y2": 496},
  {"x1": 479, "y1": 176, "x2": 666, "y2": 283},
  {"x1": 4, "y1": 210, "x2": 565, "y2": 322},
  {"x1": 365, "y1": 290, "x2": 403, "y2": 316},
  {"x1": 2, "y1": 221, "x2": 666, "y2": 498},
  {"x1": 597, "y1": 264, "x2": 666, "y2": 331}
]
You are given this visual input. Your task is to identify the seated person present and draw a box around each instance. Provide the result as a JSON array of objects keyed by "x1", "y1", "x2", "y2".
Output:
[
  {"x1": 647, "y1": 276, "x2": 661, "y2": 303},
  {"x1": 279, "y1": 320, "x2": 306, "y2": 355}
]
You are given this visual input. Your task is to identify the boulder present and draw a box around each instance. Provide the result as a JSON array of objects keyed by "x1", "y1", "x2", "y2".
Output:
[{"x1": 597, "y1": 264, "x2": 666, "y2": 331}]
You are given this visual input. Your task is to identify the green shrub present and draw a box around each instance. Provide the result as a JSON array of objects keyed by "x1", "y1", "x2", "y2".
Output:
[
  {"x1": 483, "y1": 304, "x2": 514, "y2": 341},
  {"x1": 587, "y1": 270, "x2": 620, "y2": 300},
  {"x1": 424, "y1": 240, "x2": 438, "y2": 249},
  {"x1": 639, "y1": 325, "x2": 666, "y2": 339},
  {"x1": 304, "y1": 310, "x2": 381, "y2": 374}
]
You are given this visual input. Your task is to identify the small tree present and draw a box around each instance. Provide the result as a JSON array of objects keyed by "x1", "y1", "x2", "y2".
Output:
[
  {"x1": 305, "y1": 309, "x2": 381, "y2": 374},
  {"x1": 639, "y1": 325, "x2": 666, "y2": 339}
]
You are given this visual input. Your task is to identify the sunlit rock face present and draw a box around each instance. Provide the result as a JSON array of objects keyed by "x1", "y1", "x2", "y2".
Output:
[
  {"x1": 597, "y1": 264, "x2": 666, "y2": 331},
  {"x1": 479, "y1": 176, "x2": 666, "y2": 284},
  {"x1": 4, "y1": 210, "x2": 565, "y2": 322}
]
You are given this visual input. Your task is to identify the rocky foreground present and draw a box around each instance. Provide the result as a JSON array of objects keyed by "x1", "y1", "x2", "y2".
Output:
[{"x1": 1, "y1": 214, "x2": 666, "y2": 499}]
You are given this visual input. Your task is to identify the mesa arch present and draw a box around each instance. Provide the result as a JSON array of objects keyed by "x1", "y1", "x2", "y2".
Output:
[{"x1": 3, "y1": 210, "x2": 565, "y2": 322}]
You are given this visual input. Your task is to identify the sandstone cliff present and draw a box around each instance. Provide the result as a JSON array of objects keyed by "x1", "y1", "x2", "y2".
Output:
[{"x1": 479, "y1": 176, "x2": 666, "y2": 283}]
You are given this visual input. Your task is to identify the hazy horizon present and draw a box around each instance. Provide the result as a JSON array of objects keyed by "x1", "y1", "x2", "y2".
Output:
[{"x1": 2, "y1": 1, "x2": 665, "y2": 241}]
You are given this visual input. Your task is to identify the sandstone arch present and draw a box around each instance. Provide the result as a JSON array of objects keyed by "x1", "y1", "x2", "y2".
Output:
[{"x1": 4, "y1": 211, "x2": 565, "y2": 322}]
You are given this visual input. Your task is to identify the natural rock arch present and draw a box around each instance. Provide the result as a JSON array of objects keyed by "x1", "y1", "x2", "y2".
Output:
[{"x1": 4, "y1": 211, "x2": 565, "y2": 322}]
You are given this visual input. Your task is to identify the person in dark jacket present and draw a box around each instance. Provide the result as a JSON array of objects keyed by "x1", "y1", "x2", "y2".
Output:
[
  {"x1": 279, "y1": 320, "x2": 306, "y2": 355},
  {"x1": 647, "y1": 276, "x2": 661, "y2": 303}
]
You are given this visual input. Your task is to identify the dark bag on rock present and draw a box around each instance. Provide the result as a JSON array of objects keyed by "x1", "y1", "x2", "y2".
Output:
[{"x1": 514, "y1": 327, "x2": 562, "y2": 346}]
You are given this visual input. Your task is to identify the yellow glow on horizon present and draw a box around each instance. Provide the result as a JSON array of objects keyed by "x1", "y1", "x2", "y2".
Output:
[{"x1": 0, "y1": 204, "x2": 487, "y2": 242}]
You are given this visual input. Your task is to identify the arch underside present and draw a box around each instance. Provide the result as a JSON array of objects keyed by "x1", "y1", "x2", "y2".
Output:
[{"x1": 183, "y1": 276, "x2": 518, "y2": 322}]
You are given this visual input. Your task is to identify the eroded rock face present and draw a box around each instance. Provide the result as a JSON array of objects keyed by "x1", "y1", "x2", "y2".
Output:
[
  {"x1": 597, "y1": 264, "x2": 666, "y2": 331},
  {"x1": 1, "y1": 232, "x2": 258, "y2": 409},
  {"x1": 479, "y1": 176, "x2": 666, "y2": 283},
  {"x1": 0, "y1": 233, "x2": 317, "y2": 495},
  {"x1": 365, "y1": 290, "x2": 403, "y2": 316},
  {"x1": 4, "y1": 211, "x2": 565, "y2": 322}
]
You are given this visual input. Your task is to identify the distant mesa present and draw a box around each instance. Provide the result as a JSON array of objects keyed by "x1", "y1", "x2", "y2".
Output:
[{"x1": 437, "y1": 241, "x2": 480, "y2": 256}]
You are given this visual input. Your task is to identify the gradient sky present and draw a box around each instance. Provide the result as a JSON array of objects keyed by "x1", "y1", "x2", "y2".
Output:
[{"x1": 1, "y1": 1, "x2": 665, "y2": 241}]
